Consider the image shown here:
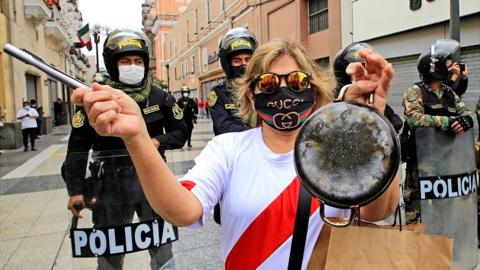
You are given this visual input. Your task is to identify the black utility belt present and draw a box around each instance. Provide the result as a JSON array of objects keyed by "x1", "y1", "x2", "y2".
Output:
[{"x1": 70, "y1": 219, "x2": 178, "y2": 257}]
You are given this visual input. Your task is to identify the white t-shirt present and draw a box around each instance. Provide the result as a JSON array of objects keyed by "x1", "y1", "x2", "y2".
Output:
[
  {"x1": 16, "y1": 107, "x2": 39, "y2": 129},
  {"x1": 179, "y1": 127, "x2": 348, "y2": 270}
]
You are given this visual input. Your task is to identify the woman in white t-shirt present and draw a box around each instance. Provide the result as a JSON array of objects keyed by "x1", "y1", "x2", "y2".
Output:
[
  {"x1": 71, "y1": 40, "x2": 399, "y2": 269},
  {"x1": 16, "y1": 101, "x2": 39, "y2": 151}
]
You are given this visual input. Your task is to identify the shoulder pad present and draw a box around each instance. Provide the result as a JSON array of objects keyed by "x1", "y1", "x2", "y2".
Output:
[
  {"x1": 213, "y1": 82, "x2": 225, "y2": 90},
  {"x1": 405, "y1": 85, "x2": 421, "y2": 103},
  {"x1": 165, "y1": 95, "x2": 177, "y2": 107}
]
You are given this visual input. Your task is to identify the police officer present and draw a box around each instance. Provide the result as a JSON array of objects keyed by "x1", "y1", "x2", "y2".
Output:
[
  {"x1": 177, "y1": 86, "x2": 198, "y2": 148},
  {"x1": 207, "y1": 27, "x2": 258, "y2": 224},
  {"x1": 208, "y1": 27, "x2": 258, "y2": 135},
  {"x1": 63, "y1": 29, "x2": 187, "y2": 269},
  {"x1": 432, "y1": 39, "x2": 469, "y2": 97},
  {"x1": 333, "y1": 42, "x2": 403, "y2": 133},
  {"x1": 401, "y1": 43, "x2": 473, "y2": 224}
]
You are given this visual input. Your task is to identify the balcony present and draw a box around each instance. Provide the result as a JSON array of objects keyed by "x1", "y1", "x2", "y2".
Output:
[
  {"x1": 45, "y1": 20, "x2": 71, "y2": 48},
  {"x1": 24, "y1": 0, "x2": 51, "y2": 24},
  {"x1": 45, "y1": 5, "x2": 72, "y2": 48},
  {"x1": 151, "y1": 14, "x2": 178, "y2": 33}
]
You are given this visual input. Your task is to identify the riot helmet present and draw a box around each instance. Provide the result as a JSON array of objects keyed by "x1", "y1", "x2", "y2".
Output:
[
  {"x1": 181, "y1": 86, "x2": 190, "y2": 97},
  {"x1": 417, "y1": 41, "x2": 452, "y2": 82},
  {"x1": 218, "y1": 27, "x2": 257, "y2": 79},
  {"x1": 103, "y1": 28, "x2": 150, "y2": 84},
  {"x1": 333, "y1": 42, "x2": 374, "y2": 85}
]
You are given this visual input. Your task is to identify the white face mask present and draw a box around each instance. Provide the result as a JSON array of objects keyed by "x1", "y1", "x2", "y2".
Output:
[
  {"x1": 182, "y1": 92, "x2": 189, "y2": 97},
  {"x1": 118, "y1": 64, "x2": 144, "y2": 85},
  {"x1": 24, "y1": 106, "x2": 30, "y2": 110}
]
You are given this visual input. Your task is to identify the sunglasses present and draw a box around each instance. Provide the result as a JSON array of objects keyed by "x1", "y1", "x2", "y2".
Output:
[{"x1": 251, "y1": 71, "x2": 311, "y2": 94}]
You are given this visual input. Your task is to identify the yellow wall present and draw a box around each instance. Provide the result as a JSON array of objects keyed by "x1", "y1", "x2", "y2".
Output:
[
  {"x1": 7, "y1": 0, "x2": 65, "y2": 122},
  {"x1": 0, "y1": 12, "x2": 12, "y2": 122}
]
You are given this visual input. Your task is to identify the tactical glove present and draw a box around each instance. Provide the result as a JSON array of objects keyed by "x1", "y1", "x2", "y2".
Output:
[{"x1": 456, "y1": 115, "x2": 474, "y2": 131}]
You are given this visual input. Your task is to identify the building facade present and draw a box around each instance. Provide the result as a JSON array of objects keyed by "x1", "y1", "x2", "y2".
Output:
[
  {"x1": 155, "y1": 0, "x2": 343, "y2": 101},
  {"x1": 342, "y1": 0, "x2": 480, "y2": 115},
  {"x1": 0, "y1": 0, "x2": 90, "y2": 149},
  {"x1": 147, "y1": 0, "x2": 479, "y2": 118},
  {"x1": 142, "y1": 0, "x2": 191, "y2": 88}
]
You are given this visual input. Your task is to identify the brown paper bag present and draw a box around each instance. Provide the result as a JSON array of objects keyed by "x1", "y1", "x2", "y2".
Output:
[{"x1": 308, "y1": 223, "x2": 453, "y2": 270}]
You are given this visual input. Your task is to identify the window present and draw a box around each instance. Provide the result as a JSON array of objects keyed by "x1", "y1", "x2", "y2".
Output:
[
  {"x1": 202, "y1": 48, "x2": 208, "y2": 72},
  {"x1": 205, "y1": 0, "x2": 210, "y2": 25},
  {"x1": 184, "y1": 59, "x2": 188, "y2": 77},
  {"x1": 186, "y1": 19, "x2": 189, "y2": 42},
  {"x1": 315, "y1": 57, "x2": 329, "y2": 68},
  {"x1": 191, "y1": 55, "x2": 196, "y2": 74},
  {"x1": 0, "y1": 0, "x2": 6, "y2": 14},
  {"x1": 194, "y1": 9, "x2": 198, "y2": 34},
  {"x1": 220, "y1": 0, "x2": 225, "y2": 11},
  {"x1": 26, "y1": 74, "x2": 38, "y2": 102},
  {"x1": 309, "y1": 0, "x2": 328, "y2": 34},
  {"x1": 181, "y1": 62, "x2": 185, "y2": 78}
]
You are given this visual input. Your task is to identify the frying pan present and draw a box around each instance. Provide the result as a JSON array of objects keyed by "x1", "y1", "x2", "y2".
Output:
[{"x1": 294, "y1": 100, "x2": 400, "y2": 227}]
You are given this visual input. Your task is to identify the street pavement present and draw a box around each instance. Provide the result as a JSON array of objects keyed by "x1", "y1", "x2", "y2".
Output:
[{"x1": 0, "y1": 117, "x2": 223, "y2": 270}]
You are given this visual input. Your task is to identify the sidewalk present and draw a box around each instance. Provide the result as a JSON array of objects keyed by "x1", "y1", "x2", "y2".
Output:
[{"x1": 0, "y1": 118, "x2": 223, "y2": 269}]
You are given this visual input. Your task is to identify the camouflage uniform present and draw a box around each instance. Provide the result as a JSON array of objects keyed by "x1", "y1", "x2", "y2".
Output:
[
  {"x1": 476, "y1": 97, "x2": 480, "y2": 131},
  {"x1": 401, "y1": 82, "x2": 470, "y2": 223}
]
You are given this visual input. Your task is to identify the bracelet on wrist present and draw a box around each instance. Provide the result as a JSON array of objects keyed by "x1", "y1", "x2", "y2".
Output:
[{"x1": 335, "y1": 84, "x2": 351, "y2": 102}]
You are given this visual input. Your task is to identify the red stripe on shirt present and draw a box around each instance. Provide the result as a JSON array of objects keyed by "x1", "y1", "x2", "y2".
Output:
[
  {"x1": 180, "y1": 180, "x2": 196, "y2": 191},
  {"x1": 225, "y1": 177, "x2": 319, "y2": 270}
]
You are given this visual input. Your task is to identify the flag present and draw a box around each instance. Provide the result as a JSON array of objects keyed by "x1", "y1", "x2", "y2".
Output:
[{"x1": 76, "y1": 24, "x2": 92, "y2": 51}]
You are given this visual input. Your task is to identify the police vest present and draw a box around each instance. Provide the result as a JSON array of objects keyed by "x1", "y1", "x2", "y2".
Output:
[
  {"x1": 417, "y1": 82, "x2": 458, "y2": 117},
  {"x1": 403, "y1": 83, "x2": 459, "y2": 166}
]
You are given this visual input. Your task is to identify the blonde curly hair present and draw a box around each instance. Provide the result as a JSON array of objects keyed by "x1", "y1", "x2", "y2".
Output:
[{"x1": 235, "y1": 39, "x2": 334, "y2": 127}]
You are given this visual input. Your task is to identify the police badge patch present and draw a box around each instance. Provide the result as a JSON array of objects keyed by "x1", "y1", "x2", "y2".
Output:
[
  {"x1": 172, "y1": 104, "x2": 183, "y2": 120},
  {"x1": 406, "y1": 91, "x2": 418, "y2": 102},
  {"x1": 208, "y1": 91, "x2": 218, "y2": 107},
  {"x1": 72, "y1": 111, "x2": 85, "y2": 128}
]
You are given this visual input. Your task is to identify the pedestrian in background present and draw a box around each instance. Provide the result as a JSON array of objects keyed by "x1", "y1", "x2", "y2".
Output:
[
  {"x1": 53, "y1": 98, "x2": 63, "y2": 126},
  {"x1": 198, "y1": 98, "x2": 205, "y2": 118},
  {"x1": 204, "y1": 98, "x2": 210, "y2": 118},
  {"x1": 29, "y1": 99, "x2": 42, "y2": 138},
  {"x1": 71, "y1": 39, "x2": 399, "y2": 269},
  {"x1": 177, "y1": 86, "x2": 198, "y2": 148},
  {"x1": 16, "y1": 101, "x2": 39, "y2": 152}
]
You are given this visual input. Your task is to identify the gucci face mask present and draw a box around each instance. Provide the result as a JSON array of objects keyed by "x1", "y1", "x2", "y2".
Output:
[{"x1": 254, "y1": 87, "x2": 315, "y2": 131}]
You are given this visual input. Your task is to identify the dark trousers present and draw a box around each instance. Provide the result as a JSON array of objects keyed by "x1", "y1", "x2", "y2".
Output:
[
  {"x1": 404, "y1": 162, "x2": 420, "y2": 224},
  {"x1": 93, "y1": 166, "x2": 173, "y2": 270},
  {"x1": 186, "y1": 121, "x2": 194, "y2": 146},
  {"x1": 22, "y1": 128, "x2": 36, "y2": 150},
  {"x1": 35, "y1": 119, "x2": 41, "y2": 137}
]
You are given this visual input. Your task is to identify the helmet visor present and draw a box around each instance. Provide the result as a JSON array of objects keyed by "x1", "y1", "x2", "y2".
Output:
[{"x1": 432, "y1": 39, "x2": 460, "y2": 60}]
